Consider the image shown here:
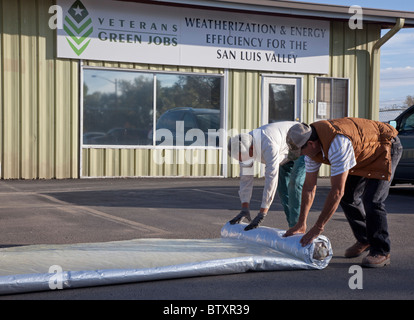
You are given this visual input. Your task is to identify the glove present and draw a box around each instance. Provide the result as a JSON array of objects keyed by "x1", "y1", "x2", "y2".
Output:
[
  {"x1": 244, "y1": 212, "x2": 266, "y2": 231},
  {"x1": 229, "y1": 208, "x2": 251, "y2": 225}
]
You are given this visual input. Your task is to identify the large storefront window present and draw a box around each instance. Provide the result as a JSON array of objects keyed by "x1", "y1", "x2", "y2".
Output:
[
  {"x1": 315, "y1": 77, "x2": 349, "y2": 120},
  {"x1": 155, "y1": 74, "x2": 221, "y2": 146},
  {"x1": 83, "y1": 68, "x2": 222, "y2": 147}
]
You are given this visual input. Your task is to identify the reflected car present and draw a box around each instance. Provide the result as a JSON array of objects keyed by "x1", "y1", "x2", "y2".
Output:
[
  {"x1": 88, "y1": 127, "x2": 150, "y2": 145},
  {"x1": 83, "y1": 132, "x2": 105, "y2": 144},
  {"x1": 150, "y1": 107, "x2": 221, "y2": 147},
  {"x1": 388, "y1": 105, "x2": 414, "y2": 185}
]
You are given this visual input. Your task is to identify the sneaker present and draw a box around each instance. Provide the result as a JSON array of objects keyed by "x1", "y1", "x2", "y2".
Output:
[
  {"x1": 344, "y1": 241, "x2": 370, "y2": 258},
  {"x1": 244, "y1": 213, "x2": 266, "y2": 231},
  {"x1": 362, "y1": 253, "x2": 391, "y2": 268}
]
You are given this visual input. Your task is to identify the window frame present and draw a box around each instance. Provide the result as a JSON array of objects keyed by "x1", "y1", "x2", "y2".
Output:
[
  {"x1": 314, "y1": 77, "x2": 349, "y2": 121},
  {"x1": 80, "y1": 65, "x2": 225, "y2": 150}
]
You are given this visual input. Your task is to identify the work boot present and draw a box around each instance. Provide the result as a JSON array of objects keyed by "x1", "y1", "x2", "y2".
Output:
[
  {"x1": 244, "y1": 213, "x2": 266, "y2": 231},
  {"x1": 362, "y1": 253, "x2": 391, "y2": 268},
  {"x1": 344, "y1": 241, "x2": 370, "y2": 258}
]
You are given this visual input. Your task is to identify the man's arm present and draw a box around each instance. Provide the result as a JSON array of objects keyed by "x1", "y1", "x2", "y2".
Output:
[
  {"x1": 299, "y1": 170, "x2": 348, "y2": 246},
  {"x1": 228, "y1": 170, "x2": 254, "y2": 224},
  {"x1": 284, "y1": 170, "x2": 318, "y2": 236},
  {"x1": 239, "y1": 172, "x2": 254, "y2": 206},
  {"x1": 258, "y1": 145, "x2": 281, "y2": 211},
  {"x1": 243, "y1": 146, "x2": 279, "y2": 230}
]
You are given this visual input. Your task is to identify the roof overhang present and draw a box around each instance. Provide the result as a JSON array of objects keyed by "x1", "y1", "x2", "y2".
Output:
[{"x1": 116, "y1": 0, "x2": 414, "y2": 28}]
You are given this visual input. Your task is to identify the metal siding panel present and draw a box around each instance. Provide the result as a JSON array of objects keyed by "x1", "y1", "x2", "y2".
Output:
[
  {"x1": 205, "y1": 148, "x2": 221, "y2": 176},
  {"x1": 245, "y1": 71, "x2": 260, "y2": 130},
  {"x1": 119, "y1": 149, "x2": 135, "y2": 176},
  {"x1": 91, "y1": 148, "x2": 105, "y2": 177},
  {"x1": 190, "y1": 156, "x2": 201, "y2": 176},
  {"x1": 233, "y1": 71, "x2": 247, "y2": 130},
  {"x1": 176, "y1": 149, "x2": 186, "y2": 176},
  {"x1": 303, "y1": 74, "x2": 312, "y2": 123},
  {"x1": 227, "y1": 72, "x2": 238, "y2": 178},
  {"x1": 81, "y1": 148, "x2": 89, "y2": 176},
  {"x1": 99, "y1": 149, "x2": 106, "y2": 177},
  {"x1": 38, "y1": 0, "x2": 56, "y2": 179},
  {"x1": 343, "y1": 23, "x2": 378, "y2": 119},
  {"x1": 87, "y1": 149, "x2": 97, "y2": 177},
  {"x1": 55, "y1": 60, "x2": 71, "y2": 178},
  {"x1": 176, "y1": 149, "x2": 188, "y2": 176},
  {"x1": 331, "y1": 21, "x2": 345, "y2": 77},
  {"x1": 85, "y1": 60, "x2": 104, "y2": 68},
  {"x1": 149, "y1": 149, "x2": 164, "y2": 176},
  {"x1": 367, "y1": 24, "x2": 381, "y2": 120},
  {"x1": 0, "y1": 0, "x2": 79, "y2": 179},
  {"x1": 205, "y1": 150, "x2": 215, "y2": 176},
  {"x1": 105, "y1": 149, "x2": 120, "y2": 177},
  {"x1": 20, "y1": 0, "x2": 38, "y2": 179},
  {"x1": 174, "y1": 152, "x2": 182, "y2": 176},
  {"x1": 134, "y1": 149, "x2": 149, "y2": 176},
  {"x1": 70, "y1": 60, "x2": 79, "y2": 177},
  {"x1": 319, "y1": 164, "x2": 331, "y2": 178},
  {"x1": 354, "y1": 27, "x2": 370, "y2": 118},
  {"x1": 2, "y1": 0, "x2": 20, "y2": 179},
  {"x1": 103, "y1": 61, "x2": 121, "y2": 69},
  {"x1": 163, "y1": 149, "x2": 176, "y2": 176},
  {"x1": 227, "y1": 70, "x2": 260, "y2": 178},
  {"x1": 344, "y1": 26, "x2": 356, "y2": 117}
]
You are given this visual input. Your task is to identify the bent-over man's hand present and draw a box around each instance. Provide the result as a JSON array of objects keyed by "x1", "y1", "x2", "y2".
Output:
[
  {"x1": 299, "y1": 225, "x2": 324, "y2": 247},
  {"x1": 283, "y1": 223, "x2": 306, "y2": 238},
  {"x1": 244, "y1": 212, "x2": 266, "y2": 231},
  {"x1": 229, "y1": 208, "x2": 251, "y2": 225}
]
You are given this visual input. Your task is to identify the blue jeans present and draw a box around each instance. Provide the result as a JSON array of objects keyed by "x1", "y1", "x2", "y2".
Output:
[
  {"x1": 278, "y1": 156, "x2": 306, "y2": 228},
  {"x1": 340, "y1": 137, "x2": 403, "y2": 255}
]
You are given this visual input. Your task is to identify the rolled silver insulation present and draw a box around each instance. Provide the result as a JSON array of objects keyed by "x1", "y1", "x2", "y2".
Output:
[{"x1": 0, "y1": 223, "x2": 332, "y2": 294}]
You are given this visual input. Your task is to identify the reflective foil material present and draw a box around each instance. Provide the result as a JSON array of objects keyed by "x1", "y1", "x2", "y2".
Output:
[
  {"x1": 0, "y1": 223, "x2": 332, "y2": 294},
  {"x1": 221, "y1": 223, "x2": 332, "y2": 269}
]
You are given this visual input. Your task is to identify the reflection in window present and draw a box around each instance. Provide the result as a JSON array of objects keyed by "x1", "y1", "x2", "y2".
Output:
[
  {"x1": 155, "y1": 74, "x2": 221, "y2": 146},
  {"x1": 83, "y1": 69, "x2": 222, "y2": 147},
  {"x1": 83, "y1": 69, "x2": 153, "y2": 145},
  {"x1": 268, "y1": 83, "x2": 295, "y2": 122},
  {"x1": 401, "y1": 112, "x2": 414, "y2": 131},
  {"x1": 316, "y1": 78, "x2": 348, "y2": 120}
]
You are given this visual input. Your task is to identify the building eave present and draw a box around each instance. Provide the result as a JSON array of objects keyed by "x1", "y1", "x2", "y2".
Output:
[{"x1": 116, "y1": 0, "x2": 414, "y2": 28}]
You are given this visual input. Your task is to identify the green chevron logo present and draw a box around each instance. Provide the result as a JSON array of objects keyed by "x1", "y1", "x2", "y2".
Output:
[{"x1": 64, "y1": 0, "x2": 93, "y2": 56}]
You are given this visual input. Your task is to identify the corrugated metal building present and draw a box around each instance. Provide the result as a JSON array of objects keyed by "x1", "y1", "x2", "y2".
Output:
[{"x1": 1, "y1": 0, "x2": 413, "y2": 179}]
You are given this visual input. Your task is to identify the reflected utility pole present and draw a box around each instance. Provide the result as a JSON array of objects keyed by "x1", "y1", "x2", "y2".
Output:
[{"x1": 91, "y1": 75, "x2": 118, "y2": 107}]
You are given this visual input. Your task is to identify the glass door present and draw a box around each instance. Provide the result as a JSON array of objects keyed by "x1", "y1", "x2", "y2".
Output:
[{"x1": 262, "y1": 76, "x2": 302, "y2": 124}]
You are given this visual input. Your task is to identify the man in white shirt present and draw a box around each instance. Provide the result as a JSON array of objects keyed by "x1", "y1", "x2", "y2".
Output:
[{"x1": 227, "y1": 121, "x2": 306, "y2": 231}]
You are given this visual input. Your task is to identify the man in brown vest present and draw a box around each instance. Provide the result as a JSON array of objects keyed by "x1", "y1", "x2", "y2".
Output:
[{"x1": 284, "y1": 118, "x2": 402, "y2": 268}]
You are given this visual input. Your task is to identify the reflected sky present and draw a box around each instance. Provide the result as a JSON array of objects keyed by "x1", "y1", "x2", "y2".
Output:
[{"x1": 84, "y1": 69, "x2": 178, "y2": 95}]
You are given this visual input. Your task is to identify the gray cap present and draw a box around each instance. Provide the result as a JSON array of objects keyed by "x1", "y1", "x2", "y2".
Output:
[
  {"x1": 286, "y1": 123, "x2": 312, "y2": 158},
  {"x1": 228, "y1": 133, "x2": 253, "y2": 161}
]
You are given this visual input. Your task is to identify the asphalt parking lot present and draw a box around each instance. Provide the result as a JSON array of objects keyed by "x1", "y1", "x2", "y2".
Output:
[{"x1": 0, "y1": 177, "x2": 413, "y2": 301}]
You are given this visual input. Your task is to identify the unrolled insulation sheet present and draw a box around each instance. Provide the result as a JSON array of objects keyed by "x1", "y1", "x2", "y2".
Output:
[{"x1": 0, "y1": 223, "x2": 332, "y2": 294}]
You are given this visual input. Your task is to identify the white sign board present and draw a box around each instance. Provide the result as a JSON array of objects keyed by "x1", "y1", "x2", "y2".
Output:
[{"x1": 57, "y1": 0, "x2": 330, "y2": 73}]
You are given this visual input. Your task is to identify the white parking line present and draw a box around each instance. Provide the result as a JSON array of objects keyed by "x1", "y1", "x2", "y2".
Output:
[{"x1": 191, "y1": 188, "x2": 261, "y2": 203}]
